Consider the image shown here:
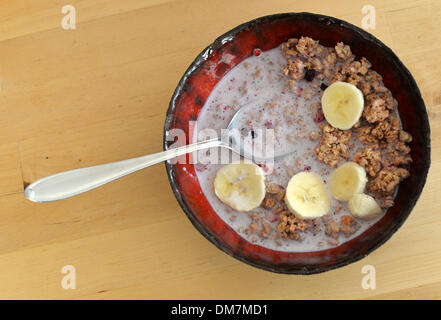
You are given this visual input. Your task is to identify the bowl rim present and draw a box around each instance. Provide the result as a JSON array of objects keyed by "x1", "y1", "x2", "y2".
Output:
[{"x1": 163, "y1": 12, "x2": 431, "y2": 274}]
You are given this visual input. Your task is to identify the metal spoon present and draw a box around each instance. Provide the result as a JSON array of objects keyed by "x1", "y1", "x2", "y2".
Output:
[{"x1": 24, "y1": 102, "x2": 273, "y2": 203}]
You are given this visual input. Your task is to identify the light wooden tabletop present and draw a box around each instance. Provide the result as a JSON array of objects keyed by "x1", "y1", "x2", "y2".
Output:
[{"x1": 0, "y1": 0, "x2": 439, "y2": 299}]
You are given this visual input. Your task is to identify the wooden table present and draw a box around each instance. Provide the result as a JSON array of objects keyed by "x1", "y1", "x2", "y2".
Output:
[{"x1": 0, "y1": 0, "x2": 439, "y2": 299}]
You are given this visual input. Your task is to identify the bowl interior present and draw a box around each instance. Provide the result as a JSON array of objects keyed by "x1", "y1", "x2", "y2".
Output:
[{"x1": 164, "y1": 13, "x2": 430, "y2": 274}]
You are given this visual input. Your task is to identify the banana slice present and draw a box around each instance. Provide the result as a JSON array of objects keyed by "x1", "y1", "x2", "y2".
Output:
[
  {"x1": 213, "y1": 163, "x2": 265, "y2": 211},
  {"x1": 348, "y1": 193, "x2": 382, "y2": 220},
  {"x1": 329, "y1": 162, "x2": 367, "y2": 201},
  {"x1": 321, "y1": 81, "x2": 364, "y2": 130},
  {"x1": 284, "y1": 172, "x2": 330, "y2": 219}
]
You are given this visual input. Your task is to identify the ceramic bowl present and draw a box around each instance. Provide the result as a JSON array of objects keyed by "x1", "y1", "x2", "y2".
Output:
[{"x1": 163, "y1": 13, "x2": 430, "y2": 274}]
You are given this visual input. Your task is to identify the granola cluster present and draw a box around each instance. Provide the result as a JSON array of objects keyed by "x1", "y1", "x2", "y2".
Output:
[
  {"x1": 369, "y1": 166, "x2": 410, "y2": 195},
  {"x1": 354, "y1": 109, "x2": 412, "y2": 199},
  {"x1": 363, "y1": 93, "x2": 390, "y2": 123},
  {"x1": 282, "y1": 37, "x2": 341, "y2": 83},
  {"x1": 354, "y1": 145, "x2": 381, "y2": 177},
  {"x1": 314, "y1": 124, "x2": 352, "y2": 168},
  {"x1": 277, "y1": 211, "x2": 311, "y2": 240},
  {"x1": 322, "y1": 214, "x2": 360, "y2": 243}
]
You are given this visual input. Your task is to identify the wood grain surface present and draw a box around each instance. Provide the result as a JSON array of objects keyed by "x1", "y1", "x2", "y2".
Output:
[{"x1": 0, "y1": 0, "x2": 439, "y2": 299}]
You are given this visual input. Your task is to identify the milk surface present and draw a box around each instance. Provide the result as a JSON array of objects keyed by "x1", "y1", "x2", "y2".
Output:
[{"x1": 192, "y1": 46, "x2": 386, "y2": 252}]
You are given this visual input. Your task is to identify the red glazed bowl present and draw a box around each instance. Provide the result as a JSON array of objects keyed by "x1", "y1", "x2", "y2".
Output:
[{"x1": 163, "y1": 13, "x2": 430, "y2": 274}]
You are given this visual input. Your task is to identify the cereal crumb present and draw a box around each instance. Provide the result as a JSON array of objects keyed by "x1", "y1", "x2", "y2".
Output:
[
  {"x1": 262, "y1": 197, "x2": 276, "y2": 209},
  {"x1": 309, "y1": 130, "x2": 321, "y2": 141},
  {"x1": 249, "y1": 222, "x2": 259, "y2": 234},
  {"x1": 325, "y1": 220, "x2": 339, "y2": 239},
  {"x1": 340, "y1": 215, "x2": 360, "y2": 238}
]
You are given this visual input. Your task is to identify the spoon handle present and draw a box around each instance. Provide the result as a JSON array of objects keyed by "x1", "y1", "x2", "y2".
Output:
[{"x1": 24, "y1": 138, "x2": 223, "y2": 203}]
